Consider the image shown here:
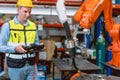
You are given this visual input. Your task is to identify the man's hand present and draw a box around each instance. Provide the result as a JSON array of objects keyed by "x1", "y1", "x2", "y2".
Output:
[
  {"x1": 42, "y1": 46, "x2": 46, "y2": 51},
  {"x1": 15, "y1": 45, "x2": 27, "y2": 53}
]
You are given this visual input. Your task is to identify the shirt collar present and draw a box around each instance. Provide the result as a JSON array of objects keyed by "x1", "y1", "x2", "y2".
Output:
[{"x1": 13, "y1": 16, "x2": 29, "y2": 26}]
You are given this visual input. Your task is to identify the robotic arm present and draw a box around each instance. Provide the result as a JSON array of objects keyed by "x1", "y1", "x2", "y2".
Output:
[
  {"x1": 74, "y1": 0, "x2": 114, "y2": 31},
  {"x1": 56, "y1": 0, "x2": 75, "y2": 58},
  {"x1": 74, "y1": 0, "x2": 120, "y2": 67}
]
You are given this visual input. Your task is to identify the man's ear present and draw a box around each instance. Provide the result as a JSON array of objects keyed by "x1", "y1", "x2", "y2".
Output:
[
  {"x1": 17, "y1": 7, "x2": 22, "y2": 13},
  {"x1": 17, "y1": 8, "x2": 19, "y2": 14}
]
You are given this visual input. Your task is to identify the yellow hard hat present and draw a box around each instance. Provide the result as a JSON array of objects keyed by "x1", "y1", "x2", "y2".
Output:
[{"x1": 16, "y1": 0, "x2": 34, "y2": 8}]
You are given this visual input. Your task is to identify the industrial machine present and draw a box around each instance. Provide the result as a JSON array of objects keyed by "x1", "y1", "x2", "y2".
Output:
[
  {"x1": 56, "y1": 0, "x2": 83, "y2": 79},
  {"x1": 72, "y1": 0, "x2": 120, "y2": 79},
  {"x1": 56, "y1": 0, "x2": 120, "y2": 79},
  {"x1": 56, "y1": 0, "x2": 76, "y2": 59},
  {"x1": 74, "y1": 0, "x2": 120, "y2": 68}
]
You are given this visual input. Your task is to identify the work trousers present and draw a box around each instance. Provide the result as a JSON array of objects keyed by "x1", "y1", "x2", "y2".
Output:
[{"x1": 8, "y1": 62, "x2": 39, "y2": 80}]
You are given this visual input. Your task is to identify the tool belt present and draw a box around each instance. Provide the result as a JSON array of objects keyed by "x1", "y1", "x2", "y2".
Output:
[{"x1": 6, "y1": 53, "x2": 36, "y2": 68}]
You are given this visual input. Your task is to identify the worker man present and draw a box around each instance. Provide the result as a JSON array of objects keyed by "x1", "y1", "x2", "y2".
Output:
[{"x1": 0, "y1": 0, "x2": 40, "y2": 80}]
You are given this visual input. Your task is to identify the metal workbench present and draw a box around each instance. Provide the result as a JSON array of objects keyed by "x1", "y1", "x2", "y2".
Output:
[{"x1": 52, "y1": 57, "x2": 101, "y2": 80}]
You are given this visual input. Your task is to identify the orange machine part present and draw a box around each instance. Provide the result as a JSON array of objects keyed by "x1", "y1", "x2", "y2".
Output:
[
  {"x1": 107, "y1": 24, "x2": 120, "y2": 67},
  {"x1": 108, "y1": 51, "x2": 120, "y2": 67},
  {"x1": 70, "y1": 72, "x2": 86, "y2": 80},
  {"x1": 74, "y1": 0, "x2": 107, "y2": 28}
]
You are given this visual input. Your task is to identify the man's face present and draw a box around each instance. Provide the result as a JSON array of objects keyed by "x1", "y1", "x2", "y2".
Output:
[{"x1": 17, "y1": 7, "x2": 32, "y2": 22}]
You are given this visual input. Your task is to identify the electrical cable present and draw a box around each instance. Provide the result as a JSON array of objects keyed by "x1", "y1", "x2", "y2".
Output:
[{"x1": 32, "y1": 56, "x2": 36, "y2": 80}]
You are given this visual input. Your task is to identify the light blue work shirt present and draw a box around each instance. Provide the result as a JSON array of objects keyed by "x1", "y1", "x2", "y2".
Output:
[{"x1": 0, "y1": 16, "x2": 40, "y2": 53}]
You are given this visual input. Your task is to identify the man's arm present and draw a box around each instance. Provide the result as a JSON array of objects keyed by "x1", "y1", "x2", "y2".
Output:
[
  {"x1": 34, "y1": 28, "x2": 40, "y2": 45},
  {"x1": 0, "y1": 22, "x2": 16, "y2": 53}
]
